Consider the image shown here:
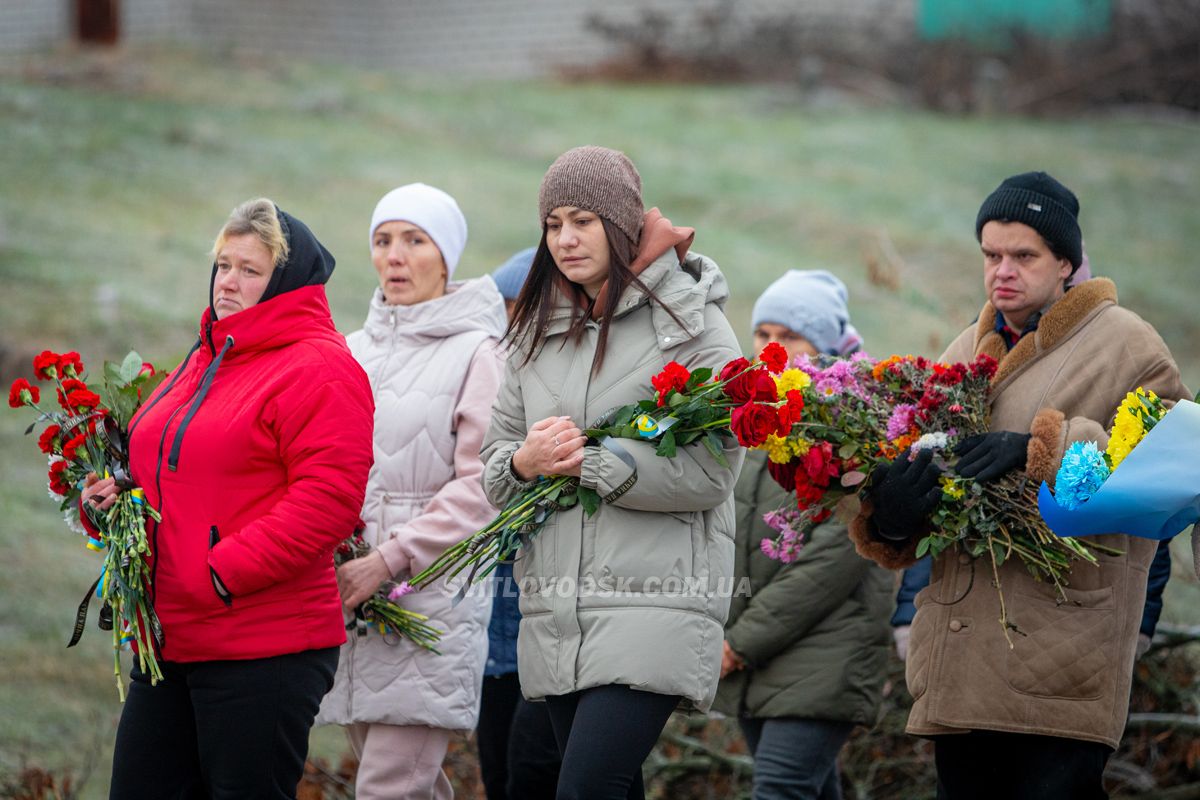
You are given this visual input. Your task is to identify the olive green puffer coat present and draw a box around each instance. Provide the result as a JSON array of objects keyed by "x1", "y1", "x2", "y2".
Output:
[{"x1": 714, "y1": 450, "x2": 892, "y2": 724}]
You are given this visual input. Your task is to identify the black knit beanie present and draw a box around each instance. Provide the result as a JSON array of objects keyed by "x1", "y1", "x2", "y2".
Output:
[{"x1": 975, "y1": 171, "x2": 1083, "y2": 270}]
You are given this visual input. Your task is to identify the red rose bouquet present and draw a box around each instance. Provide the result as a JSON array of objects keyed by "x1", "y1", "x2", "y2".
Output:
[
  {"x1": 404, "y1": 344, "x2": 795, "y2": 592},
  {"x1": 758, "y1": 352, "x2": 1116, "y2": 640},
  {"x1": 10, "y1": 350, "x2": 166, "y2": 699}
]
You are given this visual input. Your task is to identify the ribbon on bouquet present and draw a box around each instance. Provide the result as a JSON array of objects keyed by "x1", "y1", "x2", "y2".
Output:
[
  {"x1": 631, "y1": 413, "x2": 681, "y2": 440},
  {"x1": 68, "y1": 575, "x2": 104, "y2": 648},
  {"x1": 1038, "y1": 400, "x2": 1200, "y2": 540}
]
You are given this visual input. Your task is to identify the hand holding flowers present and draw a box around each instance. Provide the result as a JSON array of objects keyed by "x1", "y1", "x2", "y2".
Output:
[
  {"x1": 10, "y1": 349, "x2": 166, "y2": 700},
  {"x1": 333, "y1": 529, "x2": 441, "y2": 652},
  {"x1": 336, "y1": 549, "x2": 393, "y2": 610},
  {"x1": 755, "y1": 351, "x2": 1116, "y2": 641},
  {"x1": 512, "y1": 416, "x2": 586, "y2": 480},
  {"x1": 82, "y1": 471, "x2": 120, "y2": 511}
]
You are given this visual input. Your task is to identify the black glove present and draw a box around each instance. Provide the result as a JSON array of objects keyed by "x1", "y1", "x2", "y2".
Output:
[
  {"x1": 953, "y1": 431, "x2": 1031, "y2": 483},
  {"x1": 869, "y1": 449, "x2": 943, "y2": 543}
]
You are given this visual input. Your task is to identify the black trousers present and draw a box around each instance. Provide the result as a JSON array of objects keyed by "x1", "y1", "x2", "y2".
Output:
[
  {"x1": 544, "y1": 684, "x2": 679, "y2": 800},
  {"x1": 934, "y1": 730, "x2": 1112, "y2": 800},
  {"x1": 109, "y1": 647, "x2": 338, "y2": 800},
  {"x1": 476, "y1": 672, "x2": 560, "y2": 800}
]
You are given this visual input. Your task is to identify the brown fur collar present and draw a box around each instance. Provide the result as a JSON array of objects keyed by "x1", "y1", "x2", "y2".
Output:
[
  {"x1": 970, "y1": 278, "x2": 1118, "y2": 389},
  {"x1": 848, "y1": 497, "x2": 922, "y2": 570}
]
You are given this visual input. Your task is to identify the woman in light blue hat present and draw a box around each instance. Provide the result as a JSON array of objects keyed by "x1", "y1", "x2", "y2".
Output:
[
  {"x1": 749, "y1": 269, "x2": 862, "y2": 358},
  {"x1": 714, "y1": 269, "x2": 891, "y2": 800}
]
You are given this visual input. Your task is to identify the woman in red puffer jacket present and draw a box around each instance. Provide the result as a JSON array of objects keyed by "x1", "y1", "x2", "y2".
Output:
[{"x1": 82, "y1": 198, "x2": 373, "y2": 799}]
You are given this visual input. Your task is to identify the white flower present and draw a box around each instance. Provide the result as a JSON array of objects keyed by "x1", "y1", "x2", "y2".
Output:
[
  {"x1": 911, "y1": 432, "x2": 950, "y2": 452},
  {"x1": 63, "y1": 507, "x2": 86, "y2": 536}
]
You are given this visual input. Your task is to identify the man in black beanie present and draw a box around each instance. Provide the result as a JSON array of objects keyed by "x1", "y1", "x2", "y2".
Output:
[
  {"x1": 976, "y1": 171, "x2": 1083, "y2": 269},
  {"x1": 848, "y1": 171, "x2": 1190, "y2": 799}
]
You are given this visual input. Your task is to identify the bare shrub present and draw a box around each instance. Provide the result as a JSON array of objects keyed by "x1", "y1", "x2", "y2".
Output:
[{"x1": 582, "y1": 0, "x2": 1200, "y2": 114}]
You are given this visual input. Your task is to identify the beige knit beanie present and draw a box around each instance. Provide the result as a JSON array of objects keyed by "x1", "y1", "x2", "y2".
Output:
[{"x1": 538, "y1": 146, "x2": 644, "y2": 243}]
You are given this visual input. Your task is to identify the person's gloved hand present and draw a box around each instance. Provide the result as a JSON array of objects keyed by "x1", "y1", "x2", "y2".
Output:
[
  {"x1": 869, "y1": 449, "x2": 943, "y2": 543},
  {"x1": 1136, "y1": 633, "x2": 1152, "y2": 660},
  {"x1": 953, "y1": 431, "x2": 1032, "y2": 483}
]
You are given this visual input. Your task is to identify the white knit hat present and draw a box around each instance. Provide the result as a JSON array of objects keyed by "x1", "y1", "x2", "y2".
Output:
[{"x1": 369, "y1": 183, "x2": 468, "y2": 277}]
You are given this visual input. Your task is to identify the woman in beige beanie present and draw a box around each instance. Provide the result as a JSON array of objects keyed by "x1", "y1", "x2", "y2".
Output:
[{"x1": 480, "y1": 146, "x2": 744, "y2": 799}]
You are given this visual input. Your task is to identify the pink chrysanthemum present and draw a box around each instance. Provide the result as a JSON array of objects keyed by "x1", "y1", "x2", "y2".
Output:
[{"x1": 886, "y1": 404, "x2": 917, "y2": 440}]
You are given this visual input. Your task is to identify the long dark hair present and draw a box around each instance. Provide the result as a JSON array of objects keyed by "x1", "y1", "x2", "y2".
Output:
[{"x1": 505, "y1": 217, "x2": 684, "y2": 374}]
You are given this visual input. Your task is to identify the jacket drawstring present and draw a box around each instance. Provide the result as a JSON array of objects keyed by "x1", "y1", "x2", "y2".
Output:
[
  {"x1": 168, "y1": 335, "x2": 234, "y2": 472},
  {"x1": 128, "y1": 338, "x2": 202, "y2": 441}
]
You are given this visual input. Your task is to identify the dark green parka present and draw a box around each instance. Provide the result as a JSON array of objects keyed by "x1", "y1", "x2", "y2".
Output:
[{"x1": 713, "y1": 450, "x2": 892, "y2": 724}]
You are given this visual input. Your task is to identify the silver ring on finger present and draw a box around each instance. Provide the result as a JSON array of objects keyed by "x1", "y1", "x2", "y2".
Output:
[{"x1": 553, "y1": 435, "x2": 560, "y2": 447}]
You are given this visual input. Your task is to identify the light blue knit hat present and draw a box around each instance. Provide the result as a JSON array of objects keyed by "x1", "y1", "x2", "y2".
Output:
[
  {"x1": 751, "y1": 270, "x2": 861, "y2": 355},
  {"x1": 490, "y1": 247, "x2": 536, "y2": 301}
]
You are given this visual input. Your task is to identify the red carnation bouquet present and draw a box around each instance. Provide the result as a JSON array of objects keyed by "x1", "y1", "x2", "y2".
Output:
[
  {"x1": 403, "y1": 344, "x2": 795, "y2": 592},
  {"x1": 757, "y1": 352, "x2": 1116, "y2": 640},
  {"x1": 10, "y1": 350, "x2": 165, "y2": 699}
]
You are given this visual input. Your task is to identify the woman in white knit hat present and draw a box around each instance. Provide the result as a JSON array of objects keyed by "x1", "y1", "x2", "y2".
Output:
[{"x1": 316, "y1": 183, "x2": 507, "y2": 799}]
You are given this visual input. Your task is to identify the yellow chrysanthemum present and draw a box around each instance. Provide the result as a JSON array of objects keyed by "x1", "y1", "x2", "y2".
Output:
[
  {"x1": 758, "y1": 434, "x2": 794, "y2": 464},
  {"x1": 940, "y1": 475, "x2": 965, "y2": 500},
  {"x1": 1116, "y1": 388, "x2": 1160, "y2": 426},
  {"x1": 1106, "y1": 391, "x2": 1154, "y2": 469},
  {"x1": 1112, "y1": 410, "x2": 1145, "y2": 443},
  {"x1": 775, "y1": 368, "x2": 811, "y2": 394},
  {"x1": 1107, "y1": 437, "x2": 1134, "y2": 470},
  {"x1": 791, "y1": 437, "x2": 811, "y2": 457}
]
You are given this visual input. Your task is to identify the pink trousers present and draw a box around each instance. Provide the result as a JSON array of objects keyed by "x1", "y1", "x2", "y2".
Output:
[{"x1": 346, "y1": 722, "x2": 454, "y2": 800}]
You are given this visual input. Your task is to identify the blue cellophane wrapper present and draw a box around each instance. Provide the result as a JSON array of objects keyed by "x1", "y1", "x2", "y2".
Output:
[{"x1": 1039, "y1": 399, "x2": 1200, "y2": 540}]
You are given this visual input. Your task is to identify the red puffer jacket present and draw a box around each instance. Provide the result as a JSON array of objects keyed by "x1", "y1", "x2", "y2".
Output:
[{"x1": 126, "y1": 284, "x2": 373, "y2": 662}]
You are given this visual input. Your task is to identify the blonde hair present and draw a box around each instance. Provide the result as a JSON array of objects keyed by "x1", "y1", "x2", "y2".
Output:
[{"x1": 212, "y1": 198, "x2": 289, "y2": 268}]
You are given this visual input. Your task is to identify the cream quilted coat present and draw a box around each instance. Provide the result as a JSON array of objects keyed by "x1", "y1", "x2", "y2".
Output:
[{"x1": 317, "y1": 278, "x2": 506, "y2": 730}]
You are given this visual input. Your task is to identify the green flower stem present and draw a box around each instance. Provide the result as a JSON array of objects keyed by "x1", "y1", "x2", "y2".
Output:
[
  {"x1": 690, "y1": 416, "x2": 732, "y2": 432},
  {"x1": 362, "y1": 597, "x2": 442, "y2": 653},
  {"x1": 408, "y1": 476, "x2": 570, "y2": 590},
  {"x1": 985, "y1": 534, "x2": 1016, "y2": 649},
  {"x1": 94, "y1": 489, "x2": 165, "y2": 699},
  {"x1": 111, "y1": 613, "x2": 125, "y2": 702}
]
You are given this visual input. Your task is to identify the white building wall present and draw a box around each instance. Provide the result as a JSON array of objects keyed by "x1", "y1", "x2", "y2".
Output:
[{"x1": 0, "y1": 0, "x2": 914, "y2": 77}]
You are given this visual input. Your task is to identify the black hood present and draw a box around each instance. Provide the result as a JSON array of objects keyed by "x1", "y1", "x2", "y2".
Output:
[{"x1": 209, "y1": 205, "x2": 336, "y2": 318}]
